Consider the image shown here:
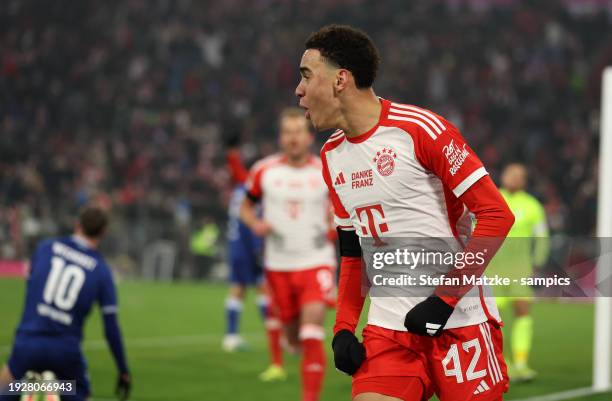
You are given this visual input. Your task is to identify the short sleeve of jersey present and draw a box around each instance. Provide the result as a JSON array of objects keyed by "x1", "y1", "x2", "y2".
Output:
[
  {"x1": 244, "y1": 161, "x2": 265, "y2": 202},
  {"x1": 98, "y1": 265, "x2": 118, "y2": 314},
  {"x1": 320, "y1": 149, "x2": 353, "y2": 230},
  {"x1": 414, "y1": 121, "x2": 488, "y2": 197},
  {"x1": 29, "y1": 240, "x2": 51, "y2": 276}
]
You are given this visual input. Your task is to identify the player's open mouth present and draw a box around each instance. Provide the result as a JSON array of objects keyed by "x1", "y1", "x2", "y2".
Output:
[{"x1": 299, "y1": 104, "x2": 310, "y2": 119}]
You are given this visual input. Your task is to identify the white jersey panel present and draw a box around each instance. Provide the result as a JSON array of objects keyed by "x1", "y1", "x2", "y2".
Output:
[
  {"x1": 260, "y1": 161, "x2": 336, "y2": 271},
  {"x1": 323, "y1": 114, "x2": 500, "y2": 331}
]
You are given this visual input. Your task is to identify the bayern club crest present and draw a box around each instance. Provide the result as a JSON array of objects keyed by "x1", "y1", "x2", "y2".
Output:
[{"x1": 373, "y1": 147, "x2": 397, "y2": 176}]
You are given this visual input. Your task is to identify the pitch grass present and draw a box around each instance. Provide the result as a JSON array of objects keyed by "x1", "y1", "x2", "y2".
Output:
[{"x1": 0, "y1": 279, "x2": 610, "y2": 401}]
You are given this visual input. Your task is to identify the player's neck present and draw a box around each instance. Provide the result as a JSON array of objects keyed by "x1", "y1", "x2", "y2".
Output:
[
  {"x1": 504, "y1": 187, "x2": 523, "y2": 194},
  {"x1": 73, "y1": 233, "x2": 99, "y2": 249},
  {"x1": 285, "y1": 153, "x2": 311, "y2": 168},
  {"x1": 338, "y1": 89, "x2": 381, "y2": 138}
]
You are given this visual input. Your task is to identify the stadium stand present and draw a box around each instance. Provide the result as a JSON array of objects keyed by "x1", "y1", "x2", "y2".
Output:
[{"x1": 1, "y1": 0, "x2": 611, "y2": 274}]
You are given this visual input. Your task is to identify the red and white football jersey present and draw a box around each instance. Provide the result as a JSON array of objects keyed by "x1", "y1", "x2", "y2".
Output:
[
  {"x1": 246, "y1": 154, "x2": 336, "y2": 271},
  {"x1": 321, "y1": 99, "x2": 500, "y2": 331}
]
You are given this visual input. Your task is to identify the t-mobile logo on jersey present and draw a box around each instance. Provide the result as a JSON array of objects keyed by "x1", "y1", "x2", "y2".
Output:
[{"x1": 355, "y1": 204, "x2": 388, "y2": 245}]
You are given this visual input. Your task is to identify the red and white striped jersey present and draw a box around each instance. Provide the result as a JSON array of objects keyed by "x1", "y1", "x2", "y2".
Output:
[
  {"x1": 321, "y1": 98, "x2": 500, "y2": 331},
  {"x1": 245, "y1": 154, "x2": 336, "y2": 271}
]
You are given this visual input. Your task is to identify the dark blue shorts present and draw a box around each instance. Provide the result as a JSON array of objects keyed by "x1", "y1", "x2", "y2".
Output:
[
  {"x1": 3, "y1": 336, "x2": 90, "y2": 401},
  {"x1": 228, "y1": 254, "x2": 262, "y2": 285}
]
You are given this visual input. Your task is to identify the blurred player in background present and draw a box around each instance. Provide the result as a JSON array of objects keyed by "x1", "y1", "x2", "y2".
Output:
[
  {"x1": 222, "y1": 142, "x2": 268, "y2": 352},
  {"x1": 487, "y1": 163, "x2": 550, "y2": 382},
  {"x1": 296, "y1": 25, "x2": 514, "y2": 401},
  {"x1": 0, "y1": 207, "x2": 130, "y2": 401},
  {"x1": 240, "y1": 108, "x2": 337, "y2": 401}
]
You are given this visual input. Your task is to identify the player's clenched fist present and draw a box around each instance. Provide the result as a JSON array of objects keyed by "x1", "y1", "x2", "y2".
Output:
[
  {"x1": 403, "y1": 296, "x2": 454, "y2": 337},
  {"x1": 331, "y1": 330, "x2": 366, "y2": 375}
]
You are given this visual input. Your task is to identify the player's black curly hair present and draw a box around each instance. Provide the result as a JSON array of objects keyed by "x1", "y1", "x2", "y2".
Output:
[{"x1": 305, "y1": 24, "x2": 380, "y2": 89}]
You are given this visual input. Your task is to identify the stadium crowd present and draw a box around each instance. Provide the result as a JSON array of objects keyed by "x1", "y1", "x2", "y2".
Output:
[{"x1": 1, "y1": 0, "x2": 611, "y2": 274}]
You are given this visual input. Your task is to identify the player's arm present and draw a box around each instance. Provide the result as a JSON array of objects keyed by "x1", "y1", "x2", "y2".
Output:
[
  {"x1": 404, "y1": 176, "x2": 514, "y2": 335},
  {"x1": 226, "y1": 148, "x2": 248, "y2": 185},
  {"x1": 320, "y1": 150, "x2": 366, "y2": 375},
  {"x1": 99, "y1": 268, "x2": 131, "y2": 400},
  {"x1": 531, "y1": 200, "x2": 550, "y2": 267},
  {"x1": 239, "y1": 197, "x2": 271, "y2": 237},
  {"x1": 326, "y1": 196, "x2": 338, "y2": 243},
  {"x1": 331, "y1": 231, "x2": 367, "y2": 376},
  {"x1": 435, "y1": 175, "x2": 515, "y2": 303},
  {"x1": 239, "y1": 161, "x2": 272, "y2": 237},
  {"x1": 102, "y1": 313, "x2": 129, "y2": 374},
  {"x1": 334, "y1": 234, "x2": 367, "y2": 334},
  {"x1": 103, "y1": 313, "x2": 131, "y2": 400},
  {"x1": 403, "y1": 120, "x2": 514, "y2": 336},
  {"x1": 26, "y1": 240, "x2": 48, "y2": 279}
]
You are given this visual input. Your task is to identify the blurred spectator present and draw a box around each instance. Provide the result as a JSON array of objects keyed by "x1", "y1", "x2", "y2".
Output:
[{"x1": 189, "y1": 216, "x2": 220, "y2": 279}]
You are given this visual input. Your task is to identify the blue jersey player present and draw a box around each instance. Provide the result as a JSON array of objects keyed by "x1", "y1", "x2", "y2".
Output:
[
  {"x1": 222, "y1": 149, "x2": 270, "y2": 353},
  {"x1": 0, "y1": 207, "x2": 131, "y2": 401}
]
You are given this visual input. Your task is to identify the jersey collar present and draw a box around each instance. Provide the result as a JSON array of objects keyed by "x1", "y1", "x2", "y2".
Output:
[
  {"x1": 345, "y1": 98, "x2": 390, "y2": 144},
  {"x1": 72, "y1": 234, "x2": 93, "y2": 249}
]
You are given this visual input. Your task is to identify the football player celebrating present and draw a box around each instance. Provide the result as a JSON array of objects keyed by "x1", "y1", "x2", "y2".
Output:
[
  {"x1": 240, "y1": 107, "x2": 337, "y2": 401},
  {"x1": 295, "y1": 25, "x2": 514, "y2": 401}
]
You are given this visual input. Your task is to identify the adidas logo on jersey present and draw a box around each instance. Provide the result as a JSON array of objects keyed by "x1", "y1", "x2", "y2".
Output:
[
  {"x1": 426, "y1": 322, "x2": 442, "y2": 336},
  {"x1": 473, "y1": 379, "x2": 490, "y2": 394},
  {"x1": 334, "y1": 172, "x2": 347, "y2": 186}
]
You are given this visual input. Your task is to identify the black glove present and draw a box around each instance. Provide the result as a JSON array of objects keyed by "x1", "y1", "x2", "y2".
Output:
[
  {"x1": 116, "y1": 372, "x2": 131, "y2": 401},
  {"x1": 331, "y1": 330, "x2": 366, "y2": 375},
  {"x1": 403, "y1": 296, "x2": 454, "y2": 337}
]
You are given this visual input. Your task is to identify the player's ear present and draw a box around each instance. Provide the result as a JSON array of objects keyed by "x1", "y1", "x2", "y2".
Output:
[{"x1": 334, "y1": 69, "x2": 350, "y2": 93}]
